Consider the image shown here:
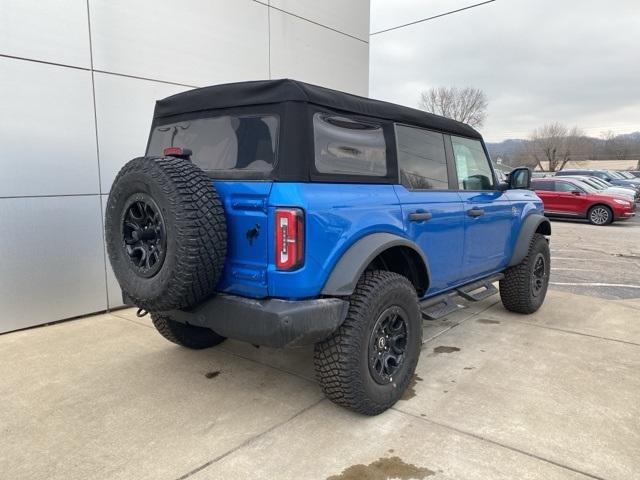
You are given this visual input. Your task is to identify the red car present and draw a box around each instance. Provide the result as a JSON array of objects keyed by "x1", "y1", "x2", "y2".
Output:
[{"x1": 531, "y1": 177, "x2": 635, "y2": 225}]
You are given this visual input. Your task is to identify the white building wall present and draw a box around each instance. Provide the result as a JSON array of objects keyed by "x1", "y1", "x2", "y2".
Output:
[{"x1": 0, "y1": 0, "x2": 370, "y2": 333}]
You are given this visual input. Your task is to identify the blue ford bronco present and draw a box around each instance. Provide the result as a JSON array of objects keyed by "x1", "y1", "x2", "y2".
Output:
[{"x1": 106, "y1": 79, "x2": 551, "y2": 415}]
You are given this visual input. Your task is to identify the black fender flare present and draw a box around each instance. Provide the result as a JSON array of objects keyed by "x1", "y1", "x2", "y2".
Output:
[
  {"x1": 508, "y1": 213, "x2": 551, "y2": 267},
  {"x1": 321, "y1": 233, "x2": 430, "y2": 296}
]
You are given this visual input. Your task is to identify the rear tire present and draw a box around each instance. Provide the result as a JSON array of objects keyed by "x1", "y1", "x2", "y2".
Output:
[
  {"x1": 105, "y1": 156, "x2": 227, "y2": 312},
  {"x1": 587, "y1": 205, "x2": 612, "y2": 225},
  {"x1": 499, "y1": 233, "x2": 550, "y2": 314},
  {"x1": 314, "y1": 271, "x2": 422, "y2": 415},
  {"x1": 151, "y1": 314, "x2": 226, "y2": 350}
]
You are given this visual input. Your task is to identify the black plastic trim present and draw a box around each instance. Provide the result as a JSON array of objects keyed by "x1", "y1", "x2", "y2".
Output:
[
  {"x1": 508, "y1": 213, "x2": 551, "y2": 267},
  {"x1": 162, "y1": 294, "x2": 349, "y2": 348},
  {"x1": 321, "y1": 233, "x2": 430, "y2": 296}
]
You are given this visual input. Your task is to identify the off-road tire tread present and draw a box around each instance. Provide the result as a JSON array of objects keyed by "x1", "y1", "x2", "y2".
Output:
[
  {"x1": 314, "y1": 271, "x2": 421, "y2": 415},
  {"x1": 499, "y1": 233, "x2": 549, "y2": 314},
  {"x1": 151, "y1": 313, "x2": 225, "y2": 349},
  {"x1": 106, "y1": 156, "x2": 227, "y2": 311}
]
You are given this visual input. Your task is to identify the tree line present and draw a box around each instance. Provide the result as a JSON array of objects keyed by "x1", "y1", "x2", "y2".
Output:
[
  {"x1": 493, "y1": 126, "x2": 640, "y2": 171},
  {"x1": 418, "y1": 86, "x2": 640, "y2": 171}
]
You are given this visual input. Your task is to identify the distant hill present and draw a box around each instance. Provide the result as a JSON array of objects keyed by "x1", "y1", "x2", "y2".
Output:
[
  {"x1": 486, "y1": 131, "x2": 640, "y2": 167},
  {"x1": 486, "y1": 139, "x2": 525, "y2": 161}
]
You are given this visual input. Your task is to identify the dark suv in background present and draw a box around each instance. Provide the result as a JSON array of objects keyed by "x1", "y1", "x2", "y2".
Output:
[{"x1": 556, "y1": 169, "x2": 640, "y2": 192}]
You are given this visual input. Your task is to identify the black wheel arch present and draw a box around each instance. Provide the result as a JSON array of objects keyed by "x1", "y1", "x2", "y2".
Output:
[
  {"x1": 321, "y1": 233, "x2": 430, "y2": 297},
  {"x1": 508, "y1": 213, "x2": 551, "y2": 267}
]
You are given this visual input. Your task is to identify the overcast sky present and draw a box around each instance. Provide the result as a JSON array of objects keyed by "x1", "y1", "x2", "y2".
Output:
[{"x1": 369, "y1": 0, "x2": 640, "y2": 142}]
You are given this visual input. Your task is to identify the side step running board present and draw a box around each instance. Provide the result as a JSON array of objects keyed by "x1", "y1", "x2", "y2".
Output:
[
  {"x1": 420, "y1": 294, "x2": 463, "y2": 320},
  {"x1": 419, "y1": 273, "x2": 504, "y2": 321},
  {"x1": 456, "y1": 274, "x2": 503, "y2": 302}
]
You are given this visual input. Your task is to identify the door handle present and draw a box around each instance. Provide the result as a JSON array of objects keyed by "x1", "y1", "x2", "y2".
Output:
[
  {"x1": 467, "y1": 207, "x2": 485, "y2": 217},
  {"x1": 408, "y1": 211, "x2": 432, "y2": 222}
]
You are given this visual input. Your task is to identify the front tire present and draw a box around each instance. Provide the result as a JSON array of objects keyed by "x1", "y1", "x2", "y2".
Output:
[
  {"x1": 588, "y1": 205, "x2": 613, "y2": 225},
  {"x1": 499, "y1": 233, "x2": 550, "y2": 314},
  {"x1": 151, "y1": 314, "x2": 226, "y2": 350},
  {"x1": 314, "y1": 271, "x2": 422, "y2": 415}
]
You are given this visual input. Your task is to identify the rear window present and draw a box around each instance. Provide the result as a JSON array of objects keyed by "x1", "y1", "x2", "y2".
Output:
[
  {"x1": 147, "y1": 114, "x2": 278, "y2": 175},
  {"x1": 313, "y1": 114, "x2": 387, "y2": 177}
]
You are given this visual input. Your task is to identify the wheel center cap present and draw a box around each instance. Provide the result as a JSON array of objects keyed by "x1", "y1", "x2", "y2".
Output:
[{"x1": 378, "y1": 337, "x2": 386, "y2": 349}]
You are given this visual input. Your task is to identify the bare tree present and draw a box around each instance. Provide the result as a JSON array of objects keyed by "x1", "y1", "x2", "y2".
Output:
[
  {"x1": 601, "y1": 130, "x2": 630, "y2": 160},
  {"x1": 526, "y1": 123, "x2": 577, "y2": 171},
  {"x1": 419, "y1": 87, "x2": 488, "y2": 128},
  {"x1": 558, "y1": 126, "x2": 588, "y2": 170}
]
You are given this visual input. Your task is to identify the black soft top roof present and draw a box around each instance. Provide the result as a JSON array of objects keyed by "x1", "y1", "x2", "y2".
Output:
[{"x1": 153, "y1": 79, "x2": 482, "y2": 140}]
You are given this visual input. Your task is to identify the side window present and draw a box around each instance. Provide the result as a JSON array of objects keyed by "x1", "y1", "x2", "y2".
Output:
[
  {"x1": 532, "y1": 181, "x2": 554, "y2": 191},
  {"x1": 556, "y1": 181, "x2": 579, "y2": 193},
  {"x1": 313, "y1": 114, "x2": 387, "y2": 176},
  {"x1": 395, "y1": 125, "x2": 448, "y2": 190},
  {"x1": 451, "y1": 136, "x2": 494, "y2": 190}
]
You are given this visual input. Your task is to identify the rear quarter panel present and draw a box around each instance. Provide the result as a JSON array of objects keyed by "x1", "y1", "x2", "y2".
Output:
[{"x1": 267, "y1": 183, "x2": 404, "y2": 299}]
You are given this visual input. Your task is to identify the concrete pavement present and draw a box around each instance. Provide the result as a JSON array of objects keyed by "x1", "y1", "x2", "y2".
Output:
[
  {"x1": 548, "y1": 216, "x2": 640, "y2": 300},
  {"x1": 2, "y1": 286, "x2": 639, "y2": 480}
]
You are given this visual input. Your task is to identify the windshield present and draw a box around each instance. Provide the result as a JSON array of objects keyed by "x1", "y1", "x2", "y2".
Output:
[
  {"x1": 148, "y1": 114, "x2": 279, "y2": 177},
  {"x1": 572, "y1": 180, "x2": 598, "y2": 193},
  {"x1": 588, "y1": 177, "x2": 608, "y2": 187},
  {"x1": 580, "y1": 178, "x2": 604, "y2": 190},
  {"x1": 607, "y1": 170, "x2": 624, "y2": 179}
]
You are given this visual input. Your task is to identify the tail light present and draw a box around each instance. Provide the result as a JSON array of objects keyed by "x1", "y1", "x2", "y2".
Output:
[
  {"x1": 275, "y1": 208, "x2": 304, "y2": 270},
  {"x1": 163, "y1": 147, "x2": 192, "y2": 159}
]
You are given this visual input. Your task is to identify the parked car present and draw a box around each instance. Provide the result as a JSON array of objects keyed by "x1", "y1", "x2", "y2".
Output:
[
  {"x1": 606, "y1": 170, "x2": 640, "y2": 187},
  {"x1": 105, "y1": 79, "x2": 552, "y2": 415},
  {"x1": 617, "y1": 170, "x2": 639, "y2": 180},
  {"x1": 531, "y1": 177, "x2": 635, "y2": 225},
  {"x1": 627, "y1": 170, "x2": 640, "y2": 178},
  {"x1": 556, "y1": 169, "x2": 640, "y2": 191},
  {"x1": 562, "y1": 175, "x2": 638, "y2": 202}
]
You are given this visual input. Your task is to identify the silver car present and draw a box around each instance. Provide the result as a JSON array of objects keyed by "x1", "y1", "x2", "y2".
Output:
[{"x1": 563, "y1": 175, "x2": 638, "y2": 202}]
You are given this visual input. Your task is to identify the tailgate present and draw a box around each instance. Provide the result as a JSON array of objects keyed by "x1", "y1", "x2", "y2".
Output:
[{"x1": 213, "y1": 181, "x2": 273, "y2": 298}]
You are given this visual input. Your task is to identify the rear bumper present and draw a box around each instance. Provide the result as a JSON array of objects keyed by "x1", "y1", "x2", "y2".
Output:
[{"x1": 162, "y1": 294, "x2": 349, "y2": 348}]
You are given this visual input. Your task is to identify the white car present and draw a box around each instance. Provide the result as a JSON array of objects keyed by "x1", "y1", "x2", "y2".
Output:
[{"x1": 566, "y1": 175, "x2": 638, "y2": 202}]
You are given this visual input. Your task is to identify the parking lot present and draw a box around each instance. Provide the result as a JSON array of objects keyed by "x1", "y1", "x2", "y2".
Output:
[
  {"x1": 2, "y1": 217, "x2": 639, "y2": 480},
  {"x1": 548, "y1": 215, "x2": 640, "y2": 300}
]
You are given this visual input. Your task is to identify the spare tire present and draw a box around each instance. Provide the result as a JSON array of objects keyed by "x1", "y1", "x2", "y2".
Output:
[{"x1": 105, "y1": 156, "x2": 227, "y2": 311}]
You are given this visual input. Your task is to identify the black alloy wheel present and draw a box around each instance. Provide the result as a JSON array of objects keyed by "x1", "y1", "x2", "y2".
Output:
[
  {"x1": 121, "y1": 194, "x2": 166, "y2": 278},
  {"x1": 530, "y1": 253, "x2": 547, "y2": 297},
  {"x1": 368, "y1": 306, "x2": 409, "y2": 384}
]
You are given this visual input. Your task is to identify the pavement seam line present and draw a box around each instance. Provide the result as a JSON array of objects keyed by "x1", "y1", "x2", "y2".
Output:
[
  {"x1": 109, "y1": 312, "x2": 318, "y2": 382},
  {"x1": 174, "y1": 398, "x2": 326, "y2": 480},
  {"x1": 422, "y1": 300, "x2": 501, "y2": 346},
  {"x1": 109, "y1": 312, "x2": 155, "y2": 329},
  {"x1": 514, "y1": 320, "x2": 640, "y2": 348},
  {"x1": 217, "y1": 346, "x2": 318, "y2": 385},
  {"x1": 391, "y1": 409, "x2": 607, "y2": 480}
]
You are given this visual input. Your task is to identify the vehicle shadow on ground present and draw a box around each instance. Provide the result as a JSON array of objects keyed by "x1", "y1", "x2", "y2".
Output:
[{"x1": 548, "y1": 217, "x2": 637, "y2": 227}]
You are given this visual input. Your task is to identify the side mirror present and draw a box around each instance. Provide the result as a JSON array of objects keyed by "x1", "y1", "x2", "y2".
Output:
[{"x1": 508, "y1": 167, "x2": 531, "y2": 190}]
